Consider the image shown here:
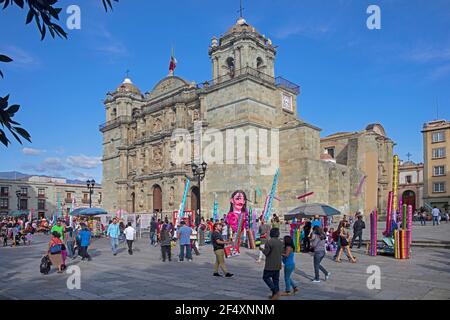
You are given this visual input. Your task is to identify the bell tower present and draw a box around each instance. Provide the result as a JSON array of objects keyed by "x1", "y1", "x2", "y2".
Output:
[{"x1": 208, "y1": 17, "x2": 276, "y2": 81}]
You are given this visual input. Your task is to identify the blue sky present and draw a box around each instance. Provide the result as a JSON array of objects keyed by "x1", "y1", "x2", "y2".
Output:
[{"x1": 1, "y1": 0, "x2": 449, "y2": 183}]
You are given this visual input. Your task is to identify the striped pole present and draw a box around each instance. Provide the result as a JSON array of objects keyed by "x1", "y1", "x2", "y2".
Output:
[{"x1": 264, "y1": 168, "x2": 280, "y2": 222}]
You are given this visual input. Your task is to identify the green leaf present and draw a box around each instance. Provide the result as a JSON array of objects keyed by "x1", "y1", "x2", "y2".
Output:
[
  {"x1": 6, "y1": 104, "x2": 19, "y2": 115},
  {"x1": 8, "y1": 127, "x2": 22, "y2": 144},
  {"x1": 0, "y1": 95, "x2": 9, "y2": 109},
  {"x1": 0, "y1": 55, "x2": 13, "y2": 63},
  {"x1": 13, "y1": 0, "x2": 23, "y2": 8},
  {"x1": 0, "y1": 130, "x2": 10, "y2": 146},
  {"x1": 26, "y1": 8, "x2": 34, "y2": 24},
  {"x1": 14, "y1": 126, "x2": 31, "y2": 142}
]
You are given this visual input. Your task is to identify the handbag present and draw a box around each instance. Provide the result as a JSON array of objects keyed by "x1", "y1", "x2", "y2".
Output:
[{"x1": 50, "y1": 243, "x2": 62, "y2": 254}]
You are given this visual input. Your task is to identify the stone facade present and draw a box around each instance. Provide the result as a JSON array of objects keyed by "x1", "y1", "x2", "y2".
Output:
[
  {"x1": 0, "y1": 176, "x2": 102, "y2": 217},
  {"x1": 100, "y1": 17, "x2": 366, "y2": 218},
  {"x1": 398, "y1": 161, "x2": 424, "y2": 211},
  {"x1": 320, "y1": 124, "x2": 395, "y2": 215}
]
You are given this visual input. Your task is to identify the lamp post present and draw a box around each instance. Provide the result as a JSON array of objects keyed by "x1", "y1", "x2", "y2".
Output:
[
  {"x1": 190, "y1": 161, "x2": 207, "y2": 226},
  {"x1": 16, "y1": 190, "x2": 21, "y2": 211},
  {"x1": 86, "y1": 179, "x2": 96, "y2": 208}
]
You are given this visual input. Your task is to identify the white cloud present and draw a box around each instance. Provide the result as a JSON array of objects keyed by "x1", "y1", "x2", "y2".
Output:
[
  {"x1": 407, "y1": 47, "x2": 450, "y2": 63},
  {"x1": 66, "y1": 155, "x2": 102, "y2": 169},
  {"x1": 0, "y1": 45, "x2": 40, "y2": 68},
  {"x1": 36, "y1": 157, "x2": 66, "y2": 172},
  {"x1": 22, "y1": 147, "x2": 46, "y2": 156}
]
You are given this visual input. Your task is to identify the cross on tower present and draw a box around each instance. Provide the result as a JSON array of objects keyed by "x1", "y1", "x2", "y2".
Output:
[
  {"x1": 406, "y1": 152, "x2": 412, "y2": 161},
  {"x1": 125, "y1": 69, "x2": 130, "y2": 78},
  {"x1": 237, "y1": 0, "x2": 244, "y2": 18}
]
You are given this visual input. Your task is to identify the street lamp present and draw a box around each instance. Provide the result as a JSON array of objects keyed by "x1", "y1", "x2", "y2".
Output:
[
  {"x1": 16, "y1": 190, "x2": 21, "y2": 210},
  {"x1": 86, "y1": 179, "x2": 96, "y2": 208},
  {"x1": 190, "y1": 161, "x2": 207, "y2": 226}
]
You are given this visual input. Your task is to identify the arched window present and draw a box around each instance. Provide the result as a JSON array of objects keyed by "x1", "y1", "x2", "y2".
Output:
[
  {"x1": 226, "y1": 57, "x2": 235, "y2": 77},
  {"x1": 111, "y1": 108, "x2": 117, "y2": 118},
  {"x1": 257, "y1": 57, "x2": 264, "y2": 68}
]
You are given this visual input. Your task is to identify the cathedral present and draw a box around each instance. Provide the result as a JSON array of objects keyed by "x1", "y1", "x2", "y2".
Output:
[{"x1": 100, "y1": 16, "x2": 393, "y2": 218}]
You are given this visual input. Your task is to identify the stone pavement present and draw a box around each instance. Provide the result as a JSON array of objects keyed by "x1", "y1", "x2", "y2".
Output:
[{"x1": 0, "y1": 225, "x2": 449, "y2": 300}]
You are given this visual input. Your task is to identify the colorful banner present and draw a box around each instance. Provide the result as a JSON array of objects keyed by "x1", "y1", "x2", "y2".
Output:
[
  {"x1": 383, "y1": 191, "x2": 393, "y2": 236},
  {"x1": 264, "y1": 168, "x2": 280, "y2": 222},
  {"x1": 355, "y1": 175, "x2": 366, "y2": 197},
  {"x1": 392, "y1": 155, "x2": 399, "y2": 213},
  {"x1": 213, "y1": 193, "x2": 218, "y2": 222},
  {"x1": 179, "y1": 179, "x2": 190, "y2": 219},
  {"x1": 407, "y1": 205, "x2": 413, "y2": 247}
]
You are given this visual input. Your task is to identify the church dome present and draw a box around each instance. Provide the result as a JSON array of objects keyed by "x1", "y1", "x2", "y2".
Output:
[
  {"x1": 225, "y1": 17, "x2": 257, "y2": 35},
  {"x1": 115, "y1": 78, "x2": 141, "y2": 95}
]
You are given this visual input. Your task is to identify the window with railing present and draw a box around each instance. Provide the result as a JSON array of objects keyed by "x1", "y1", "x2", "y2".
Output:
[
  {"x1": 20, "y1": 187, "x2": 27, "y2": 196},
  {"x1": 432, "y1": 148, "x2": 446, "y2": 159},
  {"x1": 433, "y1": 182, "x2": 446, "y2": 193},
  {"x1": 432, "y1": 131, "x2": 445, "y2": 143},
  {"x1": 433, "y1": 166, "x2": 445, "y2": 177},
  {"x1": 38, "y1": 199, "x2": 45, "y2": 210},
  {"x1": 19, "y1": 199, "x2": 28, "y2": 210},
  {"x1": 0, "y1": 186, "x2": 8, "y2": 197},
  {"x1": 0, "y1": 198, "x2": 8, "y2": 209},
  {"x1": 38, "y1": 188, "x2": 45, "y2": 198}
]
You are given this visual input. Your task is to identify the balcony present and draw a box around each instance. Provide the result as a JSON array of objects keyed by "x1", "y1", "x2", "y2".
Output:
[
  {"x1": 196, "y1": 66, "x2": 300, "y2": 95},
  {"x1": 65, "y1": 198, "x2": 73, "y2": 203},
  {"x1": 82, "y1": 199, "x2": 90, "y2": 204},
  {"x1": 99, "y1": 115, "x2": 132, "y2": 131}
]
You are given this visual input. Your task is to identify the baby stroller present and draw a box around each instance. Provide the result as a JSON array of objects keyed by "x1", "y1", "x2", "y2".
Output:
[{"x1": 40, "y1": 255, "x2": 52, "y2": 275}]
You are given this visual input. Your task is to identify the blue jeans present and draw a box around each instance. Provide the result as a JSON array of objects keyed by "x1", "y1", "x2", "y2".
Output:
[
  {"x1": 263, "y1": 270, "x2": 280, "y2": 295},
  {"x1": 283, "y1": 264, "x2": 297, "y2": 292},
  {"x1": 66, "y1": 240, "x2": 74, "y2": 258},
  {"x1": 433, "y1": 216, "x2": 439, "y2": 226},
  {"x1": 111, "y1": 237, "x2": 119, "y2": 254},
  {"x1": 150, "y1": 231, "x2": 156, "y2": 245},
  {"x1": 313, "y1": 251, "x2": 328, "y2": 280},
  {"x1": 179, "y1": 244, "x2": 192, "y2": 261}
]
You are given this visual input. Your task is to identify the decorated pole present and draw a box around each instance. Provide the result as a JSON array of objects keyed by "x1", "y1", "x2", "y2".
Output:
[
  {"x1": 213, "y1": 193, "x2": 218, "y2": 222},
  {"x1": 392, "y1": 155, "x2": 400, "y2": 213},
  {"x1": 383, "y1": 191, "x2": 393, "y2": 236},
  {"x1": 264, "y1": 168, "x2": 280, "y2": 223},
  {"x1": 402, "y1": 204, "x2": 407, "y2": 229},
  {"x1": 407, "y1": 204, "x2": 413, "y2": 246}
]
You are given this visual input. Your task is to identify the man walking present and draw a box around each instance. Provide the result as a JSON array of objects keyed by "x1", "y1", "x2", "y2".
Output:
[
  {"x1": 177, "y1": 221, "x2": 192, "y2": 262},
  {"x1": 160, "y1": 224, "x2": 172, "y2": 262},
  {"x1": 107, "y1": 218, "x2": 120, "y2": 256},
  {"x1": 124, "y1": 222, "x2": 136, "y2": 255},
  {"x1": 261, "y1": 228, "x2": 283, "y2": 300},
  {"x1": 211, "y1": 222, "x2": 233, "y2": 277},
  {"x1": 78, "y1": 223, "x2": 92, "y2": 261},
  {"x1": 350, "y1": 214, "x2": 365, "y2": 249},
  {"x1": 150, "y1": 217, "x2": 158, "y2": 246},
  {"x1": 432, "y1": 206, "x2": 441, "y2": 226},
  {"x1": 256, "y1": 219, "x2": 271, "y2": 263}
]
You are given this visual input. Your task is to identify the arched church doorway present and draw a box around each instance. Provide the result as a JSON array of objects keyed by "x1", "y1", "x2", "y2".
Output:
[
  {"x1": 402, "y1": 190, "x2": 416, "y2": 212},
  {"x1": 153, "y1": 185, "x2": 162, "y2": 214}
]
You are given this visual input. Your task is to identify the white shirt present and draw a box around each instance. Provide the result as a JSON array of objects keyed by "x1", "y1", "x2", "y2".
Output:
[
  {"x1": 432, "y1": 208, "x2": 440, "y2": 217},
  {"x1": 124, "y1": 226, "x2": 136, "y2": 240}
]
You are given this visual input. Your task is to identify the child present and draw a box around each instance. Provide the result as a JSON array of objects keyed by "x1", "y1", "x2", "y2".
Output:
[{"x1": 25, "y1": 232, "x2": 33, "y2": 245}]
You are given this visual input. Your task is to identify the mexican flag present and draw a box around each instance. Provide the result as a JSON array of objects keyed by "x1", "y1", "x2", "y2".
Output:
[{"x1": 169, "y1": 49, "x2": 177, "y2": 72}]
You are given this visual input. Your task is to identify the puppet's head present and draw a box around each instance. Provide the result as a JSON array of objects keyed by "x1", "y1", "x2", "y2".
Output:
[{"x1": 229, "y1": 190, "x2": 247, "y2": 213}]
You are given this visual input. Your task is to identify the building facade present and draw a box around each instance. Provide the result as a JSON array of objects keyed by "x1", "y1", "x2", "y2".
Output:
[
  {"x1": 398, "y1": 160, "x2": 424, "y2": 212},
  {"x1": 422, "y1": 120, "x2": 450, "y2": 209},
  {"x1": 100, "y1": 17, "x2": 369, "y2": 218},
  {"x1": 320, "y1": 124, "x2": 395, "y2": 215},
  {"x1": 0, "y1": 176, "x2": 102, "y2": 218}
]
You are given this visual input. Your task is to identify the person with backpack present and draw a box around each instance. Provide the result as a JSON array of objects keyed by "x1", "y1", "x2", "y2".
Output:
[
  {"x1": 350, "y1": 214, "x2": 365, "y2": 249},
  {"x1": 47, "y1": 231, "x2": 64, "y2": 273},
  {"x1": 310, "y1": 227, "x2": 331, "y2": 283},
  {"x1": 160, "y1": 223, "x2": 172, "y2": 262},
  {"x1": 333, "y1": 221, "x2": 351, "y2": 261},
  {"x1": 335, "y1": 224, "x2": 357, "y2": 263}
]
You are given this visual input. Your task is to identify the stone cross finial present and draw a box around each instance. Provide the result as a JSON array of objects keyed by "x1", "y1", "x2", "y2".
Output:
[
  {"x1": 406, "y1": 152, "x2": 412, "y2": 161},
  {"x1": 237, "y1": 0, "x2": 244, "y2": 18}
]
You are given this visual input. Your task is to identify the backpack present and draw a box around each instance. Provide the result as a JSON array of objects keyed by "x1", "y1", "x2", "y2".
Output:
[
  {"x1": 50, "y1": 243, "x2": 62, "y2": 254},
  {"x1": 40, "y1": 255, "x2": 51, "y2": 274}
]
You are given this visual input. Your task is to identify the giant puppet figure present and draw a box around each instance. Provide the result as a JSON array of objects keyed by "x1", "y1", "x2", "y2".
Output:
[{"x1": 226, "y1": 190, "x2": 248, "y2": 254}]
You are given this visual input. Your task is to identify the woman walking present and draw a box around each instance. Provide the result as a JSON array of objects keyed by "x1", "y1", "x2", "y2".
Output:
[
  {"x1": 311, "y1": 227, "x2": 331, "y2": 283},
  {"x1": 47, "y1": 231, "x2": 64, "y2": 273},
  {"x1": 281, "y1": 235, "x2": 298, "y2": 295},
  {"x1": 335, "y1": 224, "x2": 356, "y2": 263}
]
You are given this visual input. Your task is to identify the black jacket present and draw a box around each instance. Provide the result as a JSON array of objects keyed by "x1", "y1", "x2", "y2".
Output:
[{"x1": 353, "y1": 220, "x2": 365, "y2": 233}]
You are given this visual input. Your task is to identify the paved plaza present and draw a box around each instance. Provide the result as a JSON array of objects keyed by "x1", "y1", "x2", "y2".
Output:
[{"x1": 0, "y1": 222, "x2": 449, "y2": 300}]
